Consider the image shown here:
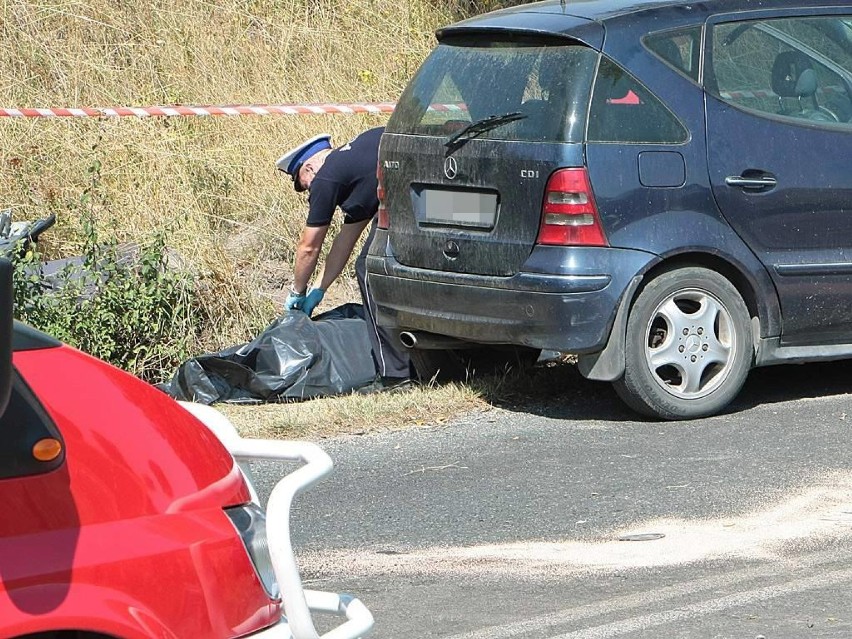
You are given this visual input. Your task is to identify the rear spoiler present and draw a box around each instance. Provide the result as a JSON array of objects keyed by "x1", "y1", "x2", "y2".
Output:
[{"x1": 436, "y1": 11, "x2": 603, "y2": 50}]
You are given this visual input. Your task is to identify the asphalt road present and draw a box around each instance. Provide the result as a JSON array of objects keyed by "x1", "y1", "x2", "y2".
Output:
[{"x1": 254, "y1": 361, "x2": 852, "y2": 638}]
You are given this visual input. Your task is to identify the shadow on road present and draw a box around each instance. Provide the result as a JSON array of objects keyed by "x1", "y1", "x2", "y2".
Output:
[
  {"x1": 486, "y1": 359, "x2": 852, "y2": 422},
  {"x1": 478, "y1": 362, "x2": 635, "y2": 422},
  {"x1": 732, "y1": 359, "x2": 852, "y2": 411}
]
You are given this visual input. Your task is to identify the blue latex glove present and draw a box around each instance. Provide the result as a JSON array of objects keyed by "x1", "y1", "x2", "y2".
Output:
[
  {"x1": 285, "y1": 290, "x2": 307, "y2": 312},
  {"x1": 302, "y1": 288, "x2": 325, "y2": 317}
]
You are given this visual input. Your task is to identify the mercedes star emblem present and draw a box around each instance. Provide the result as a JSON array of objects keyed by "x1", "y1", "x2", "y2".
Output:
[{"x1": 444, "y1": 156, "x2": 458, "y2": 180}]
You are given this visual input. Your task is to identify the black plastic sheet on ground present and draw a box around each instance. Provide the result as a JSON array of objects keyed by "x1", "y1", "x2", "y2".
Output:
[{"x1": 159, "y1": 303, "x2": 376, "y2": 404}]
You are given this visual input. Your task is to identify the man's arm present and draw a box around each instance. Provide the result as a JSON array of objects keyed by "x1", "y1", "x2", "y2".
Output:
[
  {"x1": 292, "y1": 224, "x2": 329, "y2": 294},
  {"x1": 316, "y1": 219, "x2": 371, "y2": 291}
]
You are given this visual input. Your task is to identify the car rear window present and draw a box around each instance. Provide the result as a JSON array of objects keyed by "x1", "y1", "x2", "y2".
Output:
[{"x1": 387, "y1": 36, "x2": 597, "y2": 143}]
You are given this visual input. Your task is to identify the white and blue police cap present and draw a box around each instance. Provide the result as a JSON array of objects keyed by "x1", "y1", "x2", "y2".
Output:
[{"x1": 276, "y1": 133, "x2": 332, "y2": 192}]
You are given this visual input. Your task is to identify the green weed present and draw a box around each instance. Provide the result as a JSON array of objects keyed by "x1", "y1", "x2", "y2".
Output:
[{"x1": 12, "y1": 155, "x2": 199, "y2": 381}]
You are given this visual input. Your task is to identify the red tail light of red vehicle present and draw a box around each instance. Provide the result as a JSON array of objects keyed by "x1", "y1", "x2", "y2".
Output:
[{"x1": 537, "y1": 168, "x2": 608, "y2": 247}]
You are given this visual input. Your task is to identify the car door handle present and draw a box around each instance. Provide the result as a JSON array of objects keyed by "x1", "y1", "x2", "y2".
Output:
[{"x1": 724, "y1": 175, "x2": 777, "y2": 190}]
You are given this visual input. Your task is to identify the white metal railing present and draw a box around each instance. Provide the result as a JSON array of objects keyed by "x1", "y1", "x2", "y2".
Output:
[{"x1": 179, "y1": 402, "x2": 374, "y2": 639}]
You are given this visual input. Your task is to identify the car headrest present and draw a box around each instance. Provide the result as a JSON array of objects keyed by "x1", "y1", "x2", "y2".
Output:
[{"x1": 771, "y1": 50, "x2": 817, "y2": 98}]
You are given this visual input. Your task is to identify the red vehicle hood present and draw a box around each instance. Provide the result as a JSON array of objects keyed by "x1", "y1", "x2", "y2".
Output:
[{"x1": 11, "y1": 344, "x2": 250, "y2": 530}]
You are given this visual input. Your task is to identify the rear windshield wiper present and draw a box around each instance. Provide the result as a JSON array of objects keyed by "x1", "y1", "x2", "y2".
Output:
[{"x1": 444, "y1": 112, "x2": 527, "y2": 152}]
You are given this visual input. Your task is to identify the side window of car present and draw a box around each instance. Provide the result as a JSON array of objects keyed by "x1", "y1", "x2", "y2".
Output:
[
  {"x1": 644, "y1": 27, "x2": 702, "y2": 81},
  {"x1": 709, "y1": 16, "x2": 852, "y2": 127},
  {"x1": 587, "y1": 57, "x2": 688, "y2": 144}
]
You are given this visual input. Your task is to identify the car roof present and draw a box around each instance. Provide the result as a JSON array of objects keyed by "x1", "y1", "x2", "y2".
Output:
[
  {"x1": 479, "y1": 0, "x2": 850, "y2": 22},
  {"x1": 441, "y1": 0, "x2": 852, "y2": 35}
]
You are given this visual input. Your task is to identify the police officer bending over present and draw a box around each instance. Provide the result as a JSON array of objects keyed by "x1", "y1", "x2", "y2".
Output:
[{"x1": 278, "y1": 127, "x2": 412, "y2": 388}]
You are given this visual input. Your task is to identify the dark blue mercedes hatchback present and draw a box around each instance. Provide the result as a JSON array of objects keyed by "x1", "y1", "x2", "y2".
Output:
[{"x1": 367, "y1": 0, "x2": 852, "y2": 419}]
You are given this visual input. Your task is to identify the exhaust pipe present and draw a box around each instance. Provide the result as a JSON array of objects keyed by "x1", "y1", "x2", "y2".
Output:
[{"x1": 398, "y1": 330, "x2": 472, "y2": 350}]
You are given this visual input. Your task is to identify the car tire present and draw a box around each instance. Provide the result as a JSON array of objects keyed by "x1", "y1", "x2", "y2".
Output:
[
  {"x1": 411, "y1": 346, "x2": 540, "y2": 383},
  {"x1": 613, "y1": 267, "x2": 753, "y2": 420}
]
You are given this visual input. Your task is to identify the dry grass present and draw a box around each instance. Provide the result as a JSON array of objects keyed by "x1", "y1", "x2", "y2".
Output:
[
  {"x1": 0, "y1": 1, "x2": 439, "y2": 105},
  {"x1": 218, "y1": 379, "x2": 490, "y2": 440},
  {"x1": 218, "y1": 356, "x2": 581, "y2": 439}
]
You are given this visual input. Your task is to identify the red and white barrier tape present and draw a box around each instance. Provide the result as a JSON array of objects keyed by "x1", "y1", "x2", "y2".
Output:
[
  {"x1": 0, "y1": 88, "x2": 844, "y2": 118},
  {"x1": 0, "y1": 102, "x2": 398, "y2": 118}
]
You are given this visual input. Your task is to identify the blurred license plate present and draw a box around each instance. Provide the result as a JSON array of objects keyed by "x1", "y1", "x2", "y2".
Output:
[{"x1": 422, "y1": 189, "x2": 497, "y2": 228}]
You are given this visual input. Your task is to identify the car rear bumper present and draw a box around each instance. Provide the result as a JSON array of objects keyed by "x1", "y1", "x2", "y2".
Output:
[
  {"x1": 179, "y1": 403, "x2": 374, "y2": 639},
  {"x1": 367, "y1": 235, "x2": 655, "y2": 353}
]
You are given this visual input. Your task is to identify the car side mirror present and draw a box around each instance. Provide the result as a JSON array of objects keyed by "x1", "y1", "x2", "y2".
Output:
[{"x1": 0, "y1": 258, "x2": 12, "y2": 417}]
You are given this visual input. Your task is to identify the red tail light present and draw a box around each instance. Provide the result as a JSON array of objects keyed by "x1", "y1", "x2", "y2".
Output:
[
  {"x1": 537, "y1": 168, "x2": 608, "y2": 247},
  {"x1": 376, "y1": 163, "x2": 389, "y2": 230}
]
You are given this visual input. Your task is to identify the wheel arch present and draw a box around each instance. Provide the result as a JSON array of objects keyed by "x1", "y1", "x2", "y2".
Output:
[
  {"x1": 579, "y1": 250, "x2": 777, "y2": 381},
  {"x1": 637, "y1": 252, "x2": 765, "y2": 330}
]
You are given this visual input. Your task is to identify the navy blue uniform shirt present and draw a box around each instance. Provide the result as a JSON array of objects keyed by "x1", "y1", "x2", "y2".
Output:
[{"x1": 306, "y1": 127, "x2": 384, "y2": 227}]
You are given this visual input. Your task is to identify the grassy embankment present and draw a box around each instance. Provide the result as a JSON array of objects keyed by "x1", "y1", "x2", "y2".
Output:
[{"x1": 0, "y1": 0, "x2": 569, "y2": 436}]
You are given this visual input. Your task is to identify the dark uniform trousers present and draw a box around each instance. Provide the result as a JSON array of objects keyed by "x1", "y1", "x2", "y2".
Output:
[{"x1": 356, "y1": 218, "x2": 412, "y2": 380}]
